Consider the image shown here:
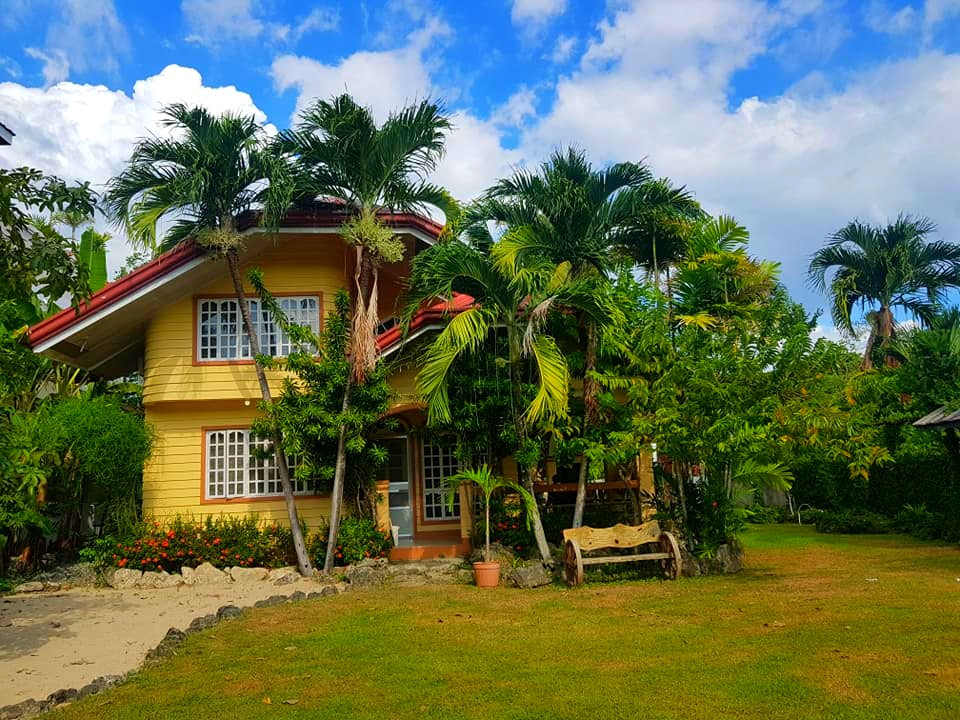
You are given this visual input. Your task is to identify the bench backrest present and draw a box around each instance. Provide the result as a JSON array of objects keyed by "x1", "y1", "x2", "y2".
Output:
[{"x1": 563, "y1": 521, "x2": 662, "y2": 551}]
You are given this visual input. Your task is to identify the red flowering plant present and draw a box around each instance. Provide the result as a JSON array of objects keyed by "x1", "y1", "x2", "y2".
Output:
[{"x1": 85, "y1": 516, "x2": 299, "y2": 572}]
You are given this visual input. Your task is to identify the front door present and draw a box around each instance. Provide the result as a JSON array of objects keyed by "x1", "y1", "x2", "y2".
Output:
[{"x1": 382, "y1": 437, "x2": 412, "y2": 543}]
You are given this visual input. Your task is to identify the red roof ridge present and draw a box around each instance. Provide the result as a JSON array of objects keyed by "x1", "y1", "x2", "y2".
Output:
[
  {"x1": 376, "y1": 292, "x2": 475, "y2": 353},
  {"x1": 27, "y1": 241, "x2": 205, "y2": 348},
  {"x1": 26, "y1": 209, "x2": 444, "y2": 349}
]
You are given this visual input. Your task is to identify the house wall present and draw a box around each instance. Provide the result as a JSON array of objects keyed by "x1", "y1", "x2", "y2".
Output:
[
  {"x1": 141, "y1": 234, "x2": 412, "y2": 528},
  {"x1": 142, "y1": 401, "x2": 332, "y2": 527}
]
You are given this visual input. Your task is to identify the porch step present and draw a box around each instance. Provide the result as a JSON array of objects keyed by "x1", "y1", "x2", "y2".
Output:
[{"x1": 389, "y1": 540, "x2": 471, "y2": 562}]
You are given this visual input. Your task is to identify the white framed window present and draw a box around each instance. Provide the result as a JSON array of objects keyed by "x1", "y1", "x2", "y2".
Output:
[
  {"x1": 205, "y1": 429, "x2": 308, "y2": 500},
  {"x1": 197, "y1": 296, "x2": 319, "y2": 361},
  {"x1": 422, "y1": 443, "x2": 461, "y2": 520}
]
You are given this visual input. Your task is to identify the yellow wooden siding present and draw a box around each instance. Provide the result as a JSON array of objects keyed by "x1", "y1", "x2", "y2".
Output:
[
  {"x1": 142, "y1": 401, "x2": 331, "y2": 528},
  {"x1": 144, "y1": 237, "x2": 410, "y2": 405}
]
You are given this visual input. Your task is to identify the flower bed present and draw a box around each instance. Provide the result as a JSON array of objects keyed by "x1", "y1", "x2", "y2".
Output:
[{"x1": 83, "y1": 515, "x2": 392, "y2": 572}]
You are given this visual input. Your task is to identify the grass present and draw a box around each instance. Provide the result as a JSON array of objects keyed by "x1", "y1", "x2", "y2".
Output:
[{"x1": 52, "y1": 525, "x2": 960, "y2": 720}]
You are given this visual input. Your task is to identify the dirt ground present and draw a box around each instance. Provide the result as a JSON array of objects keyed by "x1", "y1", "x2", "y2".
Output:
[{"x1": 0, "y1": 578, "x2": 322, "y2": 706}]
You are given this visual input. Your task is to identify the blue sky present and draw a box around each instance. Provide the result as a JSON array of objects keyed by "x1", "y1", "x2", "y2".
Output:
[{"x1": 2, "y1": 0, "x2": 960, "y2": 339}]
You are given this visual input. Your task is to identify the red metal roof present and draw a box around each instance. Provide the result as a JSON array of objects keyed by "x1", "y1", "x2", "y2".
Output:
[
  {"x1": 376, "y1": 292, "x2": 475, "y2": 353},
  {"x1": 26, "y1": 241, "x2": 205, "y2": 347},
  {"x1": 26, "y1": 210, "x2": 443, "y2": 349}
]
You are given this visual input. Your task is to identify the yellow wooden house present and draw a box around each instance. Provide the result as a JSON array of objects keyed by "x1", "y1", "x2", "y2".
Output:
[{"x1": 27, "y1": 208, "x2": 652, "y2": 560}]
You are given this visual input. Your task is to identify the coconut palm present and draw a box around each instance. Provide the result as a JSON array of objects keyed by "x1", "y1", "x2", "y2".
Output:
[
  {"x1": 809, "y1": 215, "x2": 960, "y2": 369},
  {"x1": 405, "y1": 224, "x2": 608, "y2": 563},
  {"x1": 103, "y1": 104, "x2": 313, "y2": 575},
  {"x1": 279, "y1": 94, "x2": 452, "y2": 573},
  {"x1": 480, "y1": 148, "x2": 700, "y2": 527}
]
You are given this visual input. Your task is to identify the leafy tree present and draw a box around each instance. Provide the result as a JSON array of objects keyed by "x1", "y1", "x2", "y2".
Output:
[
  {"x1": 481, "y1": 147, "x2": 699, "y2": 526},
  {"x1": 405, "y1": 227, "x2": 606, "y2": 564},
  {"x1": 808, "y1": 215, "x2": 960, "y2": 369},
  {"x1": 103, "y1": 104, "x2": 314, "y2": 574},
  {"x1": 279, "y1": 94, "x2": 452, "y2": 573},
  {"x1": 249, "y1": 280, "x2": 392, "y2": 517}
]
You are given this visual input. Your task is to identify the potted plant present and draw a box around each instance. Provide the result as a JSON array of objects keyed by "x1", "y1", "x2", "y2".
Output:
[{"x1": 443, "y1": 465, "x2": 535, "y2": 588}]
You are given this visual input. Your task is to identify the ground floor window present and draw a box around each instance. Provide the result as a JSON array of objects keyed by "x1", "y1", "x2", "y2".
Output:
[
  {"x1": 422, "y1": 443, "x2": 460, "y2": 520},
  {"x1": 205, "y1": 429, "x2": 307, "y2": 500}
]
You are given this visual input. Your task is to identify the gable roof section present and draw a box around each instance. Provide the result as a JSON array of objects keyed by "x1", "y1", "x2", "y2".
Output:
[
  {"x1": 377, "y1": 292, "x2": 474, "y2": 357},
  {"x1": 0, "y1": 121, "x2": 13, "y2": 146},
  {"x1": 26, "y1": 209, "x2": 443, "y2": 377}
]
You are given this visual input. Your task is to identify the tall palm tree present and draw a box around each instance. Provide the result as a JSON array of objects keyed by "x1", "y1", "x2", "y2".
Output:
[
  {"x1": 481, "y1": 148, "x2": 700, "y2": 527},
  {"x1": 103, "y1": 104, "x2": 313, "y2": 575},
  {"x1": 279, "y1": 94, "x2": 452, "y2": 573},
  {"x1": 674, "y1": 216, "x2": 779, "y2": 330},
  {"x1": 405, "y1": 224, "x2": 609, "y2": 564},
  {"x1": 809, "y1": 215, "x2": 960, "y2": 369}
]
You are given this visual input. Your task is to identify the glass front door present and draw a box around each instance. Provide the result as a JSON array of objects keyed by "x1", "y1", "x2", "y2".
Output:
[{"x1": 383, "y1": 437, "x2": 412, "y2": 543}]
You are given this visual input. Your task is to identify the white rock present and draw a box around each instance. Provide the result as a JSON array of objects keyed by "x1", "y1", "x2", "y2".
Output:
[
  {"x1": 188, "y1": 562, "x2": 230, "y2": 585},
  {"x1": 107, "y1": 568, "x2": 142, "y2": 590},
  {"x1": 230, "y1": 566, "x2": 268, "y2": 583}
]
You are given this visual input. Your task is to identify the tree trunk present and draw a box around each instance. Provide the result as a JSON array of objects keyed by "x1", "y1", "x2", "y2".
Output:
[
  {"x1": 225, "y1": 248, "x2": 312, "y2": 576},
  {"x1": 572, "y1": 320, "x2": 599, "y2": 528},
  {"x1": 323, "y1": 378, "x2": 352, "y2": 574},
  {"x1": 324, "y1": 243, "x2": 377, "y2": 573},
  {"x1": 508, "y1": 334, "x2": 553, "y2": 565}
]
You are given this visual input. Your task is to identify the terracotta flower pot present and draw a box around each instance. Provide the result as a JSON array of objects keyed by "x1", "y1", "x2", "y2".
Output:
[{"x1": 473, "y1": 561, "x2": 501, "y2": 588}]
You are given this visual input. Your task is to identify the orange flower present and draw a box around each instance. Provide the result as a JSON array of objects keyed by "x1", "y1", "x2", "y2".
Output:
[
  {"x1": 118, "y1": 558, "x2": 128, "y2": 568},
  {"x1": 213, "y1": 538, "x2": 221, "y2": 545}
]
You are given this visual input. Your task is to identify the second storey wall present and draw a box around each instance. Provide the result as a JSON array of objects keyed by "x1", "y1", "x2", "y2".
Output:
[{"x1": 143, "y1": 237, "x2": 349, "y2": 404}]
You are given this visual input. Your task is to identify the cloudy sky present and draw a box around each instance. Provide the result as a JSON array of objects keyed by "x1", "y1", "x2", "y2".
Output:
[{"x1": 1, "y1": 0, "x2": 960, "y2": 335}]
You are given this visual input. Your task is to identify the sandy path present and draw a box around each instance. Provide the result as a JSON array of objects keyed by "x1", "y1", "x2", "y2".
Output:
[{"x1": 0, "y1": 578, "x2": 323, "y2": 707}]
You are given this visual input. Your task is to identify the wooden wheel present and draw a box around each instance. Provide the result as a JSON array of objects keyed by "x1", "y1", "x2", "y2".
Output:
[
  {"x1": 563, "y1": 539, "x2": 584, "y2": 586},
  {"x1": 659, "y1": 531, "x2": 681, "y2": 580}
]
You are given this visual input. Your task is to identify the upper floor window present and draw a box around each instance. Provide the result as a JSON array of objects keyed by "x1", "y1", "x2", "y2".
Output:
[{"x1": 197, "y1": 296, "x2": 320, "y2": 361}]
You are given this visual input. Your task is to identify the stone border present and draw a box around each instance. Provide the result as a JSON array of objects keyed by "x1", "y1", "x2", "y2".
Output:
[{"x1": 0, "y1": 585, "x2": 344, "y2": 720}]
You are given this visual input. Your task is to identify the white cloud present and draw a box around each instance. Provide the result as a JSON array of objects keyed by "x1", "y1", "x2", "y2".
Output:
[
  {"x1": 434, "y1": 112, "x2": 521, "y2": 203},
  {"x1": 20, "y1": 0, "x2": 129, "y2": 82},
  {"x1": 0, "y1": 56, "x2": 21, "y2": 79},
  {"x1": 182, "y1": 0, "x2": 338, "y2": 48},
  {"x1": 24, "y1": 47, "x2": 68, "y2": 86},
  {"x1": 924, "y1": 0, "x2": 960, "y2": 31},
  {"x1": 547, "y1": 34, "x2": 577, "y2": 64},
  {"x1": 271, "y1": 18, "x2": 451, "y2": 121},
  {"x1": 491, "y1": 87, "x2": 538, "y2": 128},
  {"x1": 515, "y1": 0, "x2": 960, "y2": 318},
  {"x1": 512, "y1": 0, "x2": 567, "y2": 27},
  {"x1": 182, "y1": 0, "x2": 267, "y2": 47},
  {"x1": 0, "y1": 64, "x2": 270, "y2": 277},
  {"x1": 864, "y1": 1, "x2": 918, "y2": 33}
]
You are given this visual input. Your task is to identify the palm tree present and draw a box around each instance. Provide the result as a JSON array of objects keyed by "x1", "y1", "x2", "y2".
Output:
[
  {"x1": 405, "y1": 226, "x2": 608, "y2": 564},
  {"x1": 674, "y1": 216, "x2": 780, "y2": 330},
  {"x1": 481, "y1": 148, "x2": 700, "y2": 527},
  {"x1": 279, "y1": 94, "x2": 452, "y2": 573},
  {"x1": 103, "y1": 104, "x2": 313, "y2": 575},
  {"x1": 809, "y1": 215, "x2": 960, "y2": 369}
]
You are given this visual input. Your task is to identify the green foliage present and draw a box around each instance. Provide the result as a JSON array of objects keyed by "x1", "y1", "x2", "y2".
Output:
[
  {"x1": 105, "y1": 103, "x2": 293, "y2": 253},
  {"x1": 77, "y1": 228, "x2": 109, "y2": 292},
  {"x1": 100, "y1": 516, "x2": 299, "y2": 572},
  {"x1": 248, "y1": 281, "x2": 391, "y2": 509},
  {"x1": 814, "y1": 510, "x2": 892, "y2": 535},
  {"x1": 307, "y1": 516, "x2": 392, "y2": 567}
]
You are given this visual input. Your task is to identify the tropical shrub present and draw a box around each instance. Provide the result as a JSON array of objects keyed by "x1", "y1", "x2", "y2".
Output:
[
  {"x1": 41, "y1": 397, "x2": 153, "y2": 537},
  {"x1": 98, "y1": 517, "x2": 298, "y2": 572},
  {"x1": 308, "y1": 516, "x2": 391, "y2": 567},
  {"x1": 815, "y1": 510, "x2": 892, "y2": 535}
]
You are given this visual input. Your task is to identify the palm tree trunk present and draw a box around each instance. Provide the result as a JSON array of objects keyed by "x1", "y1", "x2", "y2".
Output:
[
  {"x1": 225, "y1": 248, "x2": 312, "y2": 576},
  {"x1": 508, "y1": 332, "x2": 553, "y2": 565},
  {"x1": 324, "y1": 243, "x2": 377, "y2": 573},
  {"x1": 323, "y1": 380, "x2": 352, "y2": 574},
  {"x1": 572, "y1": 319, "x2": 599, "y2": 528}
]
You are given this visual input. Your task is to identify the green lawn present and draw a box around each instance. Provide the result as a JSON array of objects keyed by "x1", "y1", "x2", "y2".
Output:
[{"x1": 54, "y1": 525, "x2": 960, "y2": 720}]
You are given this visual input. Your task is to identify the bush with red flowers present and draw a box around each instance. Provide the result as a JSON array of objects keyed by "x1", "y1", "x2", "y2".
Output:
[{"x1": 307, "y1": 516, "x2": 392, "y2": 567}]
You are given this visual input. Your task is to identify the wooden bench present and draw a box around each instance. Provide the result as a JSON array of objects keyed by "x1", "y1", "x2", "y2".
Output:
[{"x1": 562, "y1": 521, "x2": 681, "y2": 586}]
